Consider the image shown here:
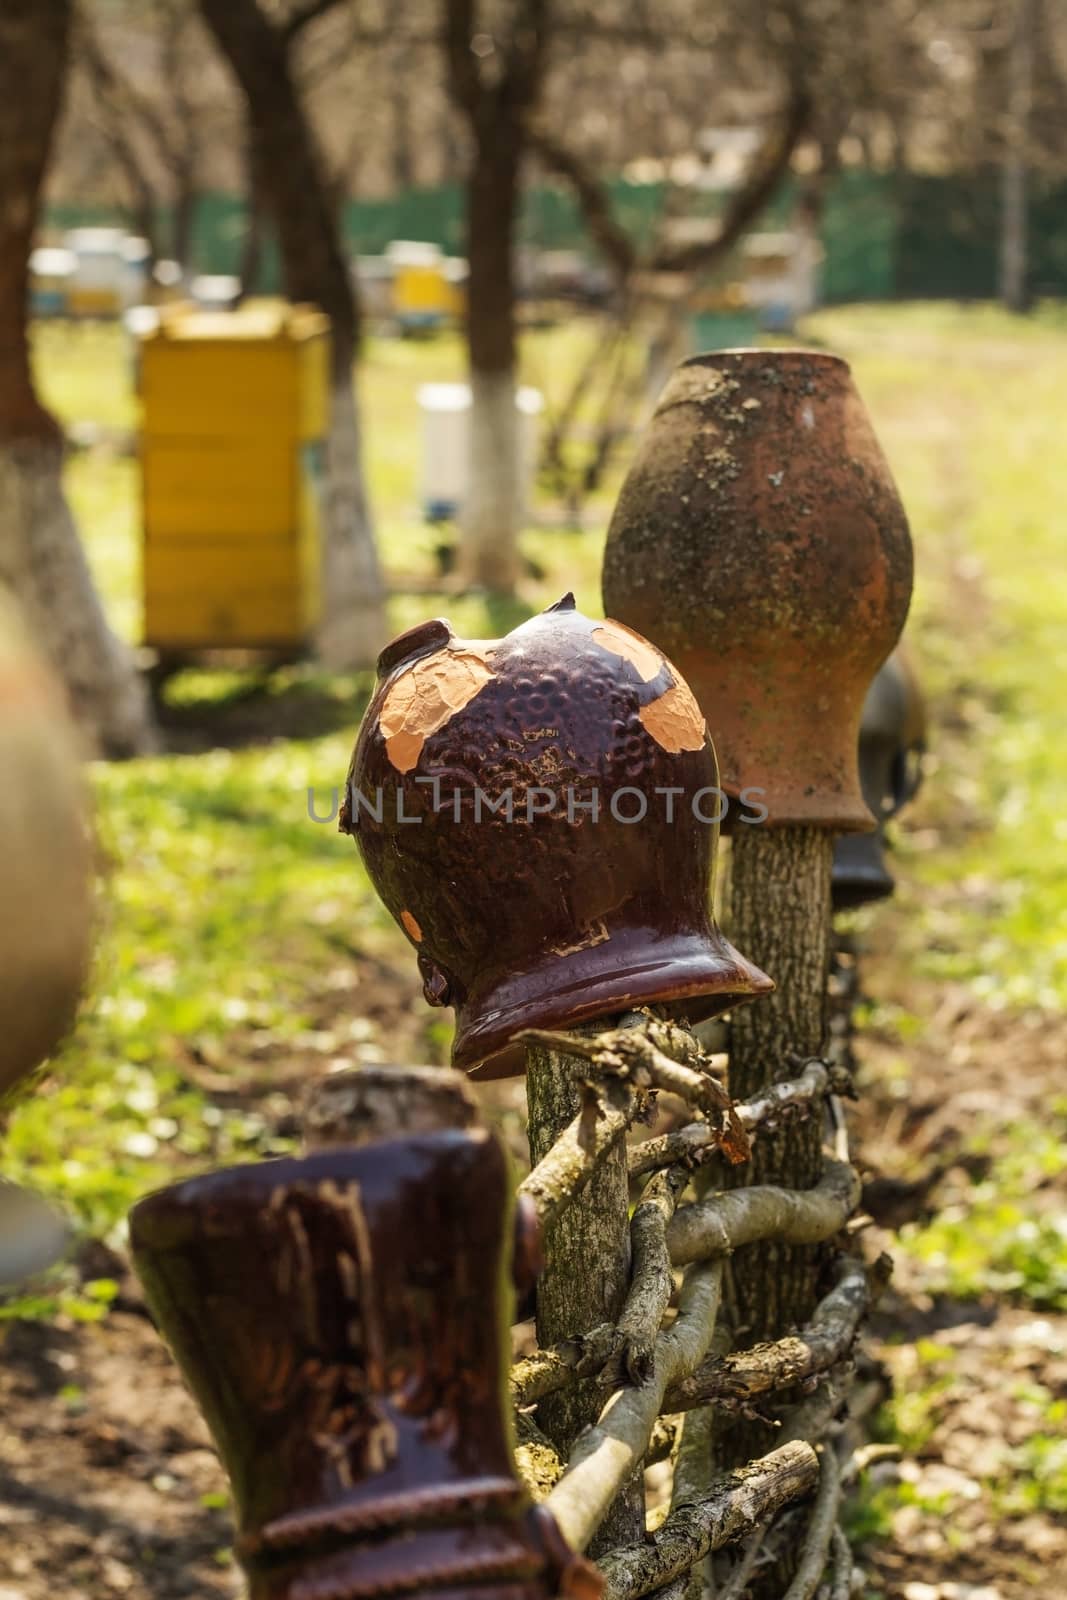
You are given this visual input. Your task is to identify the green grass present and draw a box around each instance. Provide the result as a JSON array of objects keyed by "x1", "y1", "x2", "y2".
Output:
[
  {"x1": 809, "y1": 301, "x2": 1067, "y2": 1010},
  {"x1": 5, "y1": 301, "x2": 1067, "y2": 1290}
]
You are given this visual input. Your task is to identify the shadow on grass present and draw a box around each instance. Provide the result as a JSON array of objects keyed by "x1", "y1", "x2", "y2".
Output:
[{"x1": 152, "y1": 665, "x2": 374, "y2": 754}]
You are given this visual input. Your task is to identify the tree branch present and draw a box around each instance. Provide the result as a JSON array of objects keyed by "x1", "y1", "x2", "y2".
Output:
[
  {"x1": 628, "y1": 1059, "x2": 836, "y2": 1178},
  {"x1": 614, "y1": 1165, "x2": 687, "y2": 1385},
  {"x1": 519, "y1": 1023, "x2": 750, "y2": 1165},
  {"x1": 282, "y1": 0, "x2": 348, "y2": 45},
  {"x1": 663, "y1": 1255, "x2": 876, "y2": 1413},
  {"x1": 532, "y1": 75, "x2": 813, "y2": 286},
  {"x1": 781, "y1": 1447, "x2": 842, "y2": 1600},
  {"x1": 595, "y1": 1442, "x2": 820, "y2": 1600},
  {"x1": 517, "y1": 1075, "x2": 642, "y2": 1234},
  {"x1": 648, "y1": 82, "x2": 812, "y2": 275},
  {"x1": 666, "y1": 1160, "x2": 860, "y2": 1268},
  {"x1": 511, "y1": 1321, "x2": 622, "y2": 1408},
  {"x1": 528, "y1": 121, "x2": 636, "y2": 279},
  {"x1": 544, "y1": 1260, "x2": 724, "y2": 1553}
]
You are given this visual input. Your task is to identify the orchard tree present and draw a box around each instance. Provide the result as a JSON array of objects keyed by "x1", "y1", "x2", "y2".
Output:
[
  {"x1": 0, "y1": 0, "x2": 154, "y2": 755},
  {"x1": 197, "y1": 0, "x2": 389, "y2": 671},
  {"x1": 443, "y1": 0, "x2": 550, "y2": 594}
]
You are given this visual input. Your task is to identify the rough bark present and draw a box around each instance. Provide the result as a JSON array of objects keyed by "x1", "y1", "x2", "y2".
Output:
[
  {"x1": 663, "y1": 1256, "x2": 871, "y2": 1413},
  {"x1": 464, "y1": 367, "x2": 523, "y2": 591},
  {"x1": 724, "y1": 826, "x2": 834, "y2": 1393},
  {"x1": 595, "y1": 1442, "x2": 819, "y2": 1600},
  {"x1": 0, "y1": 0, "x2": 154, "y2": 756},
  {"x1": 544, "y1": 1261, "x2": 724, "y2": 1554},
  {"x1": 525, "y1": 1027, "x2": 644, "y2": 1554},
  {"x1": 1000, "y1": 0, "x2": 1039, "y2": 312},
  {"x1": 443, "y1": 0, "x2": 548, "y2": 594},
  {"x1": 197, "y1": 0, "x2": 387, "y2": 668},
  {"x1": 628, "y1": 1059, "x2": 833, "y2": 1178}
]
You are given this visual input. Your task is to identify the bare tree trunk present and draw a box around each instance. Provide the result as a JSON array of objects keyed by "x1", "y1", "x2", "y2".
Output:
[
  {"x1": 197, "y1": 0, "x2": 388, "y2": 669},
  {"x1": 525, "y1": 1030, "x2": 645, "y2": 1555},
  {"x1": 720, "y1": 827, "x2": 833, "y2": 1467},
  {"x1": 1001, "y1": 0, "x2": 1039, "y2": 312},
  {"x1": 461, "y1": 136, "x2": 523, "y2": 592},
  {"x1": 0, "y1": 0, "x2": 153, "y2": 757},
  {"x1": 170, "y1": 161, "x2": 198, "y2": 273}
]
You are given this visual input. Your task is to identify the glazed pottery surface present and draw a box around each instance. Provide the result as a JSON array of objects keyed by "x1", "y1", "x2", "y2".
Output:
[
  {"x1": 602, "y1": 350, "x2": 914, "y2": 831},
  {"x1": 832, "y1": 645, "x2": 926, "y2": 909},
  {"x1": 130, "y1": 1132, "x2": 594, "y2": 1600},
  {"x1": 342, "y1": 595, "x2": 772, "y2": 1078}
]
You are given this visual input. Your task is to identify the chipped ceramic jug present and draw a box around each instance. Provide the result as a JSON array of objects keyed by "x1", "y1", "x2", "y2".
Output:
[
  {"x1": 602, "y1": 350, "x2": 913, "y2": 831},
  {"x1": 342, "y1": 596, "x2": 772, "y2": 1078},
  {"x1": 130, "y1": 1081, "x2": 598, "y2": 1600},
  {"x1": 833, "y1": 645, "x2": 926, "y2": 908}
]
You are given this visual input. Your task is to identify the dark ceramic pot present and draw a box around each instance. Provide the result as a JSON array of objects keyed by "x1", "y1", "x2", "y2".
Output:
[
  {"x1": 341, "y1": 595, "x2": 772, "y2": 1078},
  {"x1": 832, "y1": 646, "x2": 926, "y2": 909},
  {"x1": 130, "y1": 1132, "x2": 596, "y2": 1600},
  {"x1": 602, "y1": 350, "x2": 913, "y2": 832}
]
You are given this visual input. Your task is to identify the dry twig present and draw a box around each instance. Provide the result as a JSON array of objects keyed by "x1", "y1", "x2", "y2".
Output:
[
  {"x1": 511, "y1": 1322, "x2": 621, "y2": 1407},
  {"x1": 520, "y1": 1024, "x2": 751, "y2": 1164},
  {"x1": 781, "y1": 1447, "x2": 842, "y2": 1600},
  {"x1": 663, "y1": 1256, "x2": 872, "y2": 1412},
  {"x1": 628, "y1": 1060, "x2": 833, "y2": 1177},
  {"x1": 518, "y1": 1075, "x2": 639, "y2": 1232},
  {"x1": 595, "y1": 1442, "x2": 820, "y2": 1600}
]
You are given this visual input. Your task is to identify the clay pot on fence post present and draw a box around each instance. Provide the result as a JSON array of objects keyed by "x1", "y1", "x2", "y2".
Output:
[
  {"x1": 130, "y1": 1068, "x2": 598, "y2": 1600},
  {"x1": 339, "y1": 595, "x2": 774, "y2": 1549},
  {"x1": 602, "y1": 349, "x2": 913, "y2": 1474}
]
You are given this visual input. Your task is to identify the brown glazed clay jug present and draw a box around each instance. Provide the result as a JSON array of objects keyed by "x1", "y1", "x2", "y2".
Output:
[
  {"x1": 832, "y1": 644, "x2": 926, "y2": 908},
  {"x1": 341, "y1": 595, "x2": 771, "y2": 1078},
  {"x1": 602, "y1": 351, "x2": 913, "y2": 831},
  {"x1": 130, "y1": 1127, "x2": 597, "y2": 1600}
]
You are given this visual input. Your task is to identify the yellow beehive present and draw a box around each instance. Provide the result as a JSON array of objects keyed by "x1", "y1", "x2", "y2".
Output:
[
  {"x1": 393, "y1": 263, "x2": 451, "y2": 330},
  {"x1": 140, "y1": 302, "x2": 329, "y2": 652}
]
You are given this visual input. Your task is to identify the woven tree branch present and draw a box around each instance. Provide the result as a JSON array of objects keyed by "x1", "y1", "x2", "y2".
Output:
[
  {"x1": 520, "y1": 1024, "x2": 751, "y2": 1164},
  {"x1": 712, "y1": 1516, "x2": 772, "y2": 1600},
  {"x1": 518, "y1": 1074, "x2": 641, "y2": 1234},
  {"x1": 511, "y1": 1184, "x2": 868, "y2": 1412},
  {"x1": 666, "y1": 1159, "x2": 860, "y2": 1267},
  {"x1": 663, "y1": 1255, "x2": 874, "y2": 1413},
  {"x1": 510, "y1": 1322, "x2": 621, "y2": 1408},
  {"x1": 628, "y1": 1059, "x2": 838, "y2": 1178},
  {"x1": 826, "y1": 1524, "x2": 854, "y2": 1600},
  {"x1": 780, "y1": 1447, "x2": 842, "y2": 1600},
  {"x1": 595, "y1": 1441, "x2": 820, "y2": 1600},
  {"x1": 513, "y1": 1408, "x2": 566, "y2": 1501},
  {"x1": 545, "y1": 1260, "x2": 725, "y2": 1553},
  {"x1": 614, "y1": 1164, "x2": 688, "y2": 1384}
]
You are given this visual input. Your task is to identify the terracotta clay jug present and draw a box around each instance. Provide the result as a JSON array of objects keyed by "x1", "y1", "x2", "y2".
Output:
[{"x1": 602, "y1": 350, "x2": 913, "y2": 831}]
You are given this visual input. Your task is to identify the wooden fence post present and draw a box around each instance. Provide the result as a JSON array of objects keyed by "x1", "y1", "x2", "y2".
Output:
[
  {"x1": 526, "y1": 1026, "x2": 645, "y2": 1552},
  {"x1": 604, "y1": 348, "x2": 913, "y2": 1502}
]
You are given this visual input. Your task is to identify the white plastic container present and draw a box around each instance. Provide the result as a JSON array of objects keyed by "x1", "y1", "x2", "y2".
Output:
[
  {"x1": 416, "y1": 382, "x2": 544, "y2": 522},
  {"x1": 65, "y1": 227, "x2": 126, "y2": 316}
]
